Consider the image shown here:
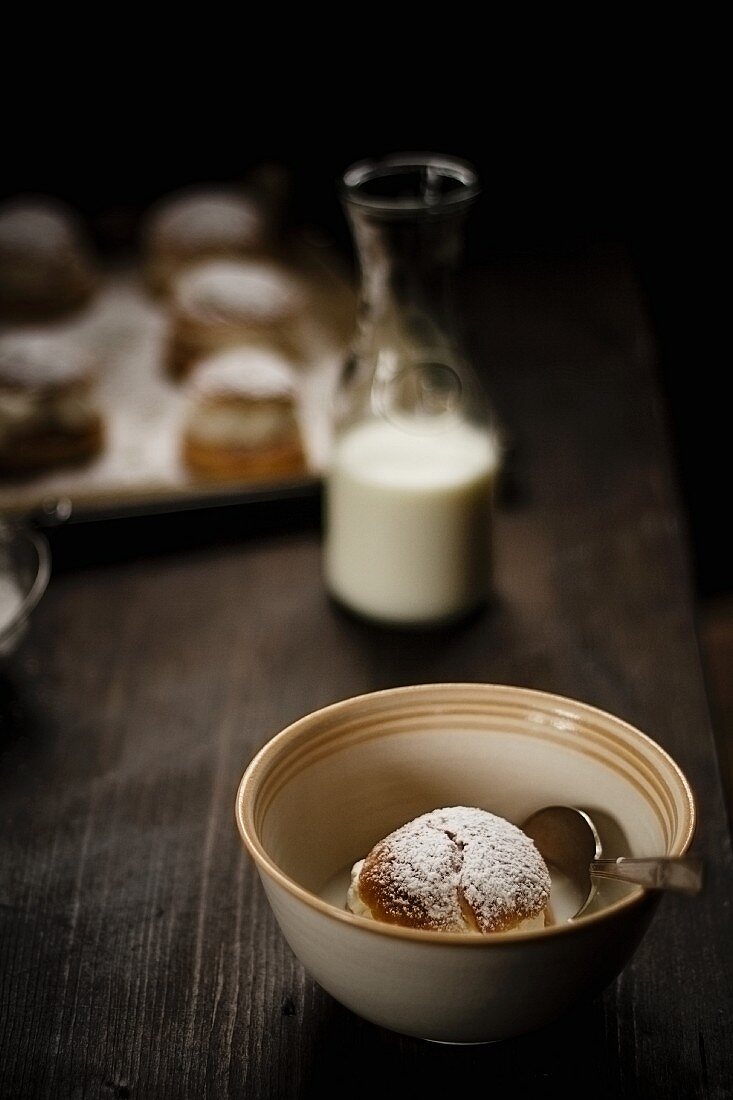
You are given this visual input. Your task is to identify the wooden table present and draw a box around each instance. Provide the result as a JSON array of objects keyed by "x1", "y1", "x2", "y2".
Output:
[{"x1": 1, "y1": 251, "x2": 731, "y2": 1098}]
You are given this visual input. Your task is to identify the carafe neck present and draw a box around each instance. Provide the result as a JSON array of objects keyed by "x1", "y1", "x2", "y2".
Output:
[
  {"x1": 341, "y1": 156, "x2": 479, "y2": 365},
  {"x1": 348, "y1": 208, "x2": 467, "y2": 359}
]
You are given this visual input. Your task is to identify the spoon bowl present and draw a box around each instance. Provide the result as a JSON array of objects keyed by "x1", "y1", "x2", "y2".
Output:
[{"x1": 523, "y1": 805, "x2": 703, "y2": 919}]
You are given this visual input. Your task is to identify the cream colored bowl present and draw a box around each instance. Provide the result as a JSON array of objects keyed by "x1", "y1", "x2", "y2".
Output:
[{"x1": 235, "y1": 683, "x2": 695, "y2": 1043}]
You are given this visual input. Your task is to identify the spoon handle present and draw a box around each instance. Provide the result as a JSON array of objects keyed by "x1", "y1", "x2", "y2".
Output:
[{"x1": 590, "y1": 857, "x2": 704, "y2": 894}]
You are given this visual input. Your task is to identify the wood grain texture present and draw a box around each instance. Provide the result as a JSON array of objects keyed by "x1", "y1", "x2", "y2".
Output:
[{"x1": 1, "y1": 250, "x2": 731, "y2": 1099}]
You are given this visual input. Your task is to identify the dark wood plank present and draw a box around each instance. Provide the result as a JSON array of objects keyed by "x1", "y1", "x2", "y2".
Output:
[{"x1": 1, "y1": 249, "x2": 731, "y2": 1099}]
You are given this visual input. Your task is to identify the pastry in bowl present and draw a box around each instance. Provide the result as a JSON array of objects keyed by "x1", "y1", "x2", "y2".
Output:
[
  {"x1": 0, "y1": 197, "x2": 97, "y2": 321},
  {"x1": 143, "y1": 188, "x2": 269, "y2": 295},
  {"x1": 182, "y1": 346, "x2": 305, "y2": 483},
  {"x1": 236, "y1": 683, "x2": 697, "y2": 1043},
  {"x1": 0, "y1": 330, "x2": 103, "y2": 474},
  {"x1": 166, "y1": 259, "x2": 304, "y2": 379},
  {"x1": 347, "y1": 806, "x2": 551, "y2": 933}
]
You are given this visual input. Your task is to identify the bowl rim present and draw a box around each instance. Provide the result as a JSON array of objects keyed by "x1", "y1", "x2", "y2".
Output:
[
  {"x1": 235, "y1": 683, "x2": 697, "y2": 945},
  {"x1": 0, "y1": 523, "x2": 51, "y2": 640}
]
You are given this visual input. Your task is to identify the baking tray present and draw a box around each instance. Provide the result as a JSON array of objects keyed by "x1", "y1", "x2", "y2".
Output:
[{"x1": 0, "y1": 240, "x2": 353, "y2": 529}]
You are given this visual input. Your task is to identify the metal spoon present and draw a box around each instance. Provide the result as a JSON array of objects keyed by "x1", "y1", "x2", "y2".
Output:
[{"x1": 522, "y1": 805, "x2": 704, "y2": 919}]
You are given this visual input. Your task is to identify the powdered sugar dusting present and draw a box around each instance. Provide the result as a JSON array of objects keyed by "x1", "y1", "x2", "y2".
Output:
[
  {"x1": 0, "y1": 199, "x2": 80, "y2": 258},
  {"x1": 354, "y1": 806, "x2": 551, "y2": 933},
  {"x1": 147, "y1": 191, "x2": 265, "y2": 252},
  {"x1": 0, "y1": 329, "x2": 92, "y2": 389},
  {"x1": 188, "y1": 346, "x2": 296, "y2": 399},
  {"x1": 174, "y1": 260, "x2": 302, "y2": 324}
]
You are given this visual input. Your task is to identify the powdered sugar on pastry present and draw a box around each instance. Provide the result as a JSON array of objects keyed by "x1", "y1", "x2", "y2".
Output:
[
  {"x1": 188, "y1": 347, "x2": 296, "y2": 399},
  {"x1": 147, "y1": 192, "x2": 264, "y2": 252},
  {"x1": 348, "y1": 806, "x2": 551, "y2": 933},
  {"x1": 0, "y1": 200, "x2": 80, "y2": 259},
  {"x1": 174, "y1": 261, "x2": 302, "y2": 325},
  {"x1": 0, "y1": 330, "x2": 93, "y2": 389}
]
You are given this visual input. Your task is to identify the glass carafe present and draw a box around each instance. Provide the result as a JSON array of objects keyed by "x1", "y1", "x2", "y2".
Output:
[{"x1": 324, "y1": 154, "x2": 500, "y2": 626}]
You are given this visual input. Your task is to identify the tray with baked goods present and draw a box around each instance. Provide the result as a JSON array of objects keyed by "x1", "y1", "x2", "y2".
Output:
[{"x1": 0, "y1": 183, "x2": 354, "y2": 525}]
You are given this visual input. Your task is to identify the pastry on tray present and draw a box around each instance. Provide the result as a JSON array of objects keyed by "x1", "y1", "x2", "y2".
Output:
[
  {"x1": 347, "y1": 806, "x2": 551, "y2": 933},
  {"x1": 166, "y1": 259, "x2": 304, "y2": 379},
  {"x1": 0, "y1": 330, "x2": 103, "y2": 474},
  {"x1": 143, "y1": 188, "x2": 270, "y2": 295},
  {"x1": 0, "y1": 197, "x2": 97, "y2": 321},
  {"x1": 182, "y1": 345, "x2": 305, "y2": 483}
]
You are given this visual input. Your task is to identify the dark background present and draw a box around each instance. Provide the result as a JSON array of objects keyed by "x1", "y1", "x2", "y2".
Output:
[{"x1": 2, "y1": 90, "x2": 721, "y2": 594}]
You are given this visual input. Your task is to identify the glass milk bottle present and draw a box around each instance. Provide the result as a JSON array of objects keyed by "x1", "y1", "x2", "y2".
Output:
[{"x1": 324, "y1": 154, "x2": 500, "y2": 626}]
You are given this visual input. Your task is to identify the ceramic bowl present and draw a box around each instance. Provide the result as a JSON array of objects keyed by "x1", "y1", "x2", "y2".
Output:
[
  {"x1": 235, "y1": 683, "x2": 695, "y2": 1043},
  {"x1": 0, "y1": 522, "x2": 50, "y2": 657}
]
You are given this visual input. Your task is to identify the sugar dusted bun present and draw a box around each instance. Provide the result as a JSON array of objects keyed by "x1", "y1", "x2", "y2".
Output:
[
  {"x1": 0, "y1": 197, "x2": 96, "y2": 321},
  {"x1": 166, "y1": 260, "x2": 304, "y2": 379},
  {"x1": 0, "y1": 330, "x2": 103, "y2": 474},
  {"x1": 143, "y1": 188, "x2": 270, "y2": 295},
  {"x1": 182, "y1": 346, "x2": 305, "y2": 483},
  {"x1": 347, "y1": 806, "x2": 551, "y2": 934}
]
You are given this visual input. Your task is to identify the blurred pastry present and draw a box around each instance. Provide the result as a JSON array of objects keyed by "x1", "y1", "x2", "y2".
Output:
[
  {"x1": 182, "y1": 346, "x2": 305, "y2": 482},
  {"x1": 143, "y1": 188, "x2": 269, "y2": 294},
  {"x1": 347, "y1": 806, "x2": 551, "y2": 933},
  {"x1": 0, "y1": 197, "x2": 97, "y2": 321},
  {"x1": 167, "y1": 259, "x2": 304, "y2": 379},
  {"x1": 0, "y1": 331, "x2": 103, "y2": 474}
]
